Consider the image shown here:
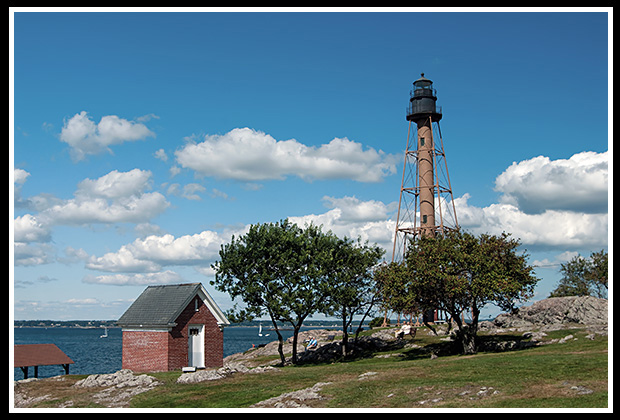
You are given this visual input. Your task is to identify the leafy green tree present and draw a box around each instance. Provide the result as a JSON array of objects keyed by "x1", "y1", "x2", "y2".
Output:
[
  {"x1": 211, "y1": 219, "x2": 335, "y2": 365},
  {"x1": 375, "y1": 261, "x2": 421, "y2": 327},
  {"x1": 549, "y1": 250, "x2": 608, "y2": 298},
  {"x1": 587, "y1": 250, "x2": 609, "y2": 298},
  {"x1": 368, "y1": 316, "x2": 387, "y2": 328},
  {"x1": 381, "y1": 231, "x2": 539, "y2": 355},
  {"x1": 322, "y1": 236, "x2": 384, "y2": 356}
]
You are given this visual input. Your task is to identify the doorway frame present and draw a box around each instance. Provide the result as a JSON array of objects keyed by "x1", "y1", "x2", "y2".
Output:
[{"x1": 187, "y1": 324, "x2": 205, "y2": 368}]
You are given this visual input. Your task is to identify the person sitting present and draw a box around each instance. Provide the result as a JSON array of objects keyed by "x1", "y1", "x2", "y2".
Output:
[
  {"x1": 306, "y1": 336, "x2": 318, "y2": 350},
  {"x1": 395, "y1": 324, "x2": 417, "y2": 340}
]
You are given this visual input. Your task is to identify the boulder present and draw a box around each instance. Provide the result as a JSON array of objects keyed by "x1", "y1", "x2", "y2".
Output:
[
  {"x1": 72, "y1": 369, "x2": 160, "y2": 408},
  {"x1": 491, "y1": 296, "x2": 607, "y2": 329},
  {"x1": 176, "y1": 362, "x2": 278, "y2": 384},
  {"x1": 224, "y1": 329, "x2": 339, "y2": 365},
  {"x1": 250, "y1": 382, "x2": 333, "y2": 408},
  {"x1": 73, "y1": 369, "x2": 158, "y2": 389}
]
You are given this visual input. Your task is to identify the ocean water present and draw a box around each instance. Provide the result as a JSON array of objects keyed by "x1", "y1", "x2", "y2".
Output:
[{"x1": 13, "y1": 325, "x2": 328, "y2": 380}]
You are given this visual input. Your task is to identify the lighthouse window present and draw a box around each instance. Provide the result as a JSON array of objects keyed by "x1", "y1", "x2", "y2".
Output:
[
  {"x1": 422, "y1": 215, "x2": 428, "y2": 224},
  {"x1": 420, "y1": 137, "x2": 425, "y2": 146}
]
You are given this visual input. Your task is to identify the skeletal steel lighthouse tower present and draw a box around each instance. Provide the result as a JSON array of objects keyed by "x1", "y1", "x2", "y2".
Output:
[{"x1": 392, "y1": 74, "x2": 459, "y2": 262}]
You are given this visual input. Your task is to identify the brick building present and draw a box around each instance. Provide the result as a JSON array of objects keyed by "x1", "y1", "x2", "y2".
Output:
[{"x1": 117, "y1": 283, "x2": 230, "y2": 372}]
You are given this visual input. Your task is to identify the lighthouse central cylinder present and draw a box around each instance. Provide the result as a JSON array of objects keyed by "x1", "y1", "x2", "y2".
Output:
[{"x1": 417, "y1": 119, "x2": 435, "y2": 237}]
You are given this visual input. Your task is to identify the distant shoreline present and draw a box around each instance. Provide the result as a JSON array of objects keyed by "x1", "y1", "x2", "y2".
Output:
[
  {"x1": 13, "y1": 322, "x2": 348, "y2": 329},
  {"x1": 14, "y1": 318, "x2": 496, "y2": 329}
]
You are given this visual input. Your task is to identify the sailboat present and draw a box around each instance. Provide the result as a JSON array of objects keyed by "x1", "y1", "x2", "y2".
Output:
[
  {"x1": 258, "y1": 324, "x2": 269, "y2": 337},
  {"x1": 100, "y1": 326, "x2": 108, "y2": 338}
]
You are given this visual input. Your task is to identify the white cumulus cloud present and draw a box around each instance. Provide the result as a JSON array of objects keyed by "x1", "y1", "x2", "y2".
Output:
[
  {"x1": 14, "y1": 214, "x2": 51, "y2": 243},
  {"x1": 452, "y1": 151, "x2": 609, "y2": 248},
  {"x1": 13, "y1": 169, "x2": 171, "y2": 267},
  {"x1": 83, "y1": 271, "x2": 183, "y2": 286},
  {"x1": 14, "y1": 168, "x2": 30, "y2": 185},
  {"x1": 495, "y1": 151, "x2": 608, "y2": 214},
  {"x1": 40, "y1": 169, "x2": 169, "y2": 226},
  {"x1": 174, "y1": 127, "x2": 397, "y2": 183},
  {"x1": 290, "y1": 195, "x2": 396, "y2": 253},
  {"x1": 60, "y1": 111, "x2": 155, "y2": 161},
  {"x1": 86, "y1": 230, "x2": 226, "y2": 273},
  {"x1": 454, "y1": 193, "x2": 608, "y2": 248},
  {"x1": 76, "y1": 168, "x2": 153, "y2": 199}
]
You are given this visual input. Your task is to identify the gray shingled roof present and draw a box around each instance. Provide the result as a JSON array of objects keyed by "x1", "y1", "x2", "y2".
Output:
[{"x1": 117, "y1": 283, "x2": 229, "y2": 328}]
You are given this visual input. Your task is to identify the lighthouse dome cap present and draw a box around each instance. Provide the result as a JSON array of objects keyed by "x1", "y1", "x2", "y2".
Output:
[{"x1": 414, "y1": 73, "x2": 433, "y2": 85}]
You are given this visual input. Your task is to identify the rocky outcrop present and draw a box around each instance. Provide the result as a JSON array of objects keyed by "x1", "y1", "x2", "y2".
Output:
[
  {"x1": 488, "y1": 296, "x2": 607, "y2": 330},
  {"x1": 176, "y1": 362, "x2": 279, "y2": 384},
  {"x1": 250, "y1": 382, "x2": 333, "y2": 408},
  {"x1": 72, "y1": 369, "x2": 160, "y2": 408},
  {"x1": 73, "y1": 369, "x2": 158, "y2": 389},
  {"x1": 224, "y1": 329, "x2": 340, "y2": 365}
]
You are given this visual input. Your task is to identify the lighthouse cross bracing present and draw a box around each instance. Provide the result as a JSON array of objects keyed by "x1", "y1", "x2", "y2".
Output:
[{"x1": 392, "y1": 74, "x2": 459, "y2": 263}]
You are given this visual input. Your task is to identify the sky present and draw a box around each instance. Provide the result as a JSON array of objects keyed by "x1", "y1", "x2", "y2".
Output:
[{"x1": 11, "y1": 9, "x2": 611, "y2": 321}]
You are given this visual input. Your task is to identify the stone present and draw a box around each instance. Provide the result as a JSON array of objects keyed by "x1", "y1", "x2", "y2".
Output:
[
  {"x1": 492, "y1": 296, "x2": 607, "y2": 329},
  {"x1": 177, "y1": 369, "x2": 225, "y2": 384},
  {"x1": 176, "y1": 361, "x2": 278, "y2": 384},
  {"x1": 248, "y1": 365, "x2": 280, "y2": 374},
  {"x1": 558, "y1": 334, "x2": 575, "y2": 344},
  {"x1": 73, "y1": 369, "x2": 158, "y2": 389},
  {"x1": 250, "y1": 382, "x2": 333, "y2": 408},
  {"x1": 570, "y1": 385, "x2": 593, "y2": 395},
  {"x1": 72, "y1": 369, "x2": 160, "y2": 408}
]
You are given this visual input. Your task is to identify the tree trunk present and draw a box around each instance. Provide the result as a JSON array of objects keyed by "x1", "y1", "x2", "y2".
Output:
[
  {"x1": 452, "y1": 305, "x2": 480, "y2": 355},
  {"x1": 457, "y1": 325, "x2": 477, "y2": 355},
  {"x1": 355, "y1": 299, "x2": 377, "y2": 344},
  {"x1": 270, "y1": 319, "x2": 286, "y2": 365},
  {"x1": 341, "y1": 316, "x2": 349, "y2": 356},
  {"x1": 291, "y1": 325, "x2": 301, "y2": 364}
]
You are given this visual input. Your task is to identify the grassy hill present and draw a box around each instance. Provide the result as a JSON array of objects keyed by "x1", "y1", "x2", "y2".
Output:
[{"x1": 14, "y1": 325, "x2": 608, "y2": 409}]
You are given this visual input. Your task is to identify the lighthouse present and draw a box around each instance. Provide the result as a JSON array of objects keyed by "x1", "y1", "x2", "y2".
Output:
[{"x1": 392, "y1": 74, "x2": 459, "y2": 262}]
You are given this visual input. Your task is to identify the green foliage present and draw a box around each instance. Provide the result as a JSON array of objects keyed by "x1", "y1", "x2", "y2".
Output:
[
  {"x1": 549, "y1": 250, "x2": 608, "y2": 298},
  {"x1": 377, "y1": 231, "x2": 540, "y2": 354},
  {"x1": 368, "y1": 316, "x2": 387, "y2": 328},
  {"x1": 321, "y1": 236, "x2": 384, "y2": 354},
  {"x1": 212, "y1": 219, "x2": 337, "y2": 364},
  {"x1": 211, "y1": 219, "x2": 384, "y2": 363}
]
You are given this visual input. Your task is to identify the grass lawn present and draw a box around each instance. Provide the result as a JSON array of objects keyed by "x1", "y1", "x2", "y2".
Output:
[
  {"x1": 130, "y1": 327, "x2": 608, "y2": 409},
  {"x1": 13, "y1": 326, "x2": 608, "y2": 409}
]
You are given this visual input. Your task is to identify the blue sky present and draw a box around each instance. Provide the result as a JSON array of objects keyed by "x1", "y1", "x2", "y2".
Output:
[{"x1": 11, "y1": 9, "x2": 610, "y2": 321}]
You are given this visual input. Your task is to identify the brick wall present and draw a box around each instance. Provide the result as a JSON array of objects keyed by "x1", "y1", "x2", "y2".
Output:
[
  {"x1": 122, "y1": 330, "x2": 169, "y2": 371},
  {"x1": 121, "y1": 294, "x2": 224, "y2": 372}
]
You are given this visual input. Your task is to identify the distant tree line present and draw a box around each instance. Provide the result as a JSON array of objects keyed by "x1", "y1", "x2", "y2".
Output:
[{"x1": 14, "y1": 320, "x2": 117, "y2": 328}]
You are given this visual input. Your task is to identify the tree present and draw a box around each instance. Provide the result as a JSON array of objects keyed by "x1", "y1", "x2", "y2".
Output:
[
  {"x1": 587, "y1": 250, "x2": 609, "y2": 298},
  {"x1": 549, "y1": 250, "x2": 608, "y2": 298},
  {"x1": 211, "y1": 219, "x2": 335, "y2": 365},
  {"x1": 375, "y1": 261, "x2": 422, "y2": 327},
  {"x1": 382, "y1": 231, "x2": 539, "y2": 355},
  {"x1": 322, "y1": 236, "x2": 384, "y2": 356}
]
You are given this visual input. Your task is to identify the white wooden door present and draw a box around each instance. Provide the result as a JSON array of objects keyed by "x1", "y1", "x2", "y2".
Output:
[{"x1": 188, "y1": 324, "x2": 205, "y2": 368}]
